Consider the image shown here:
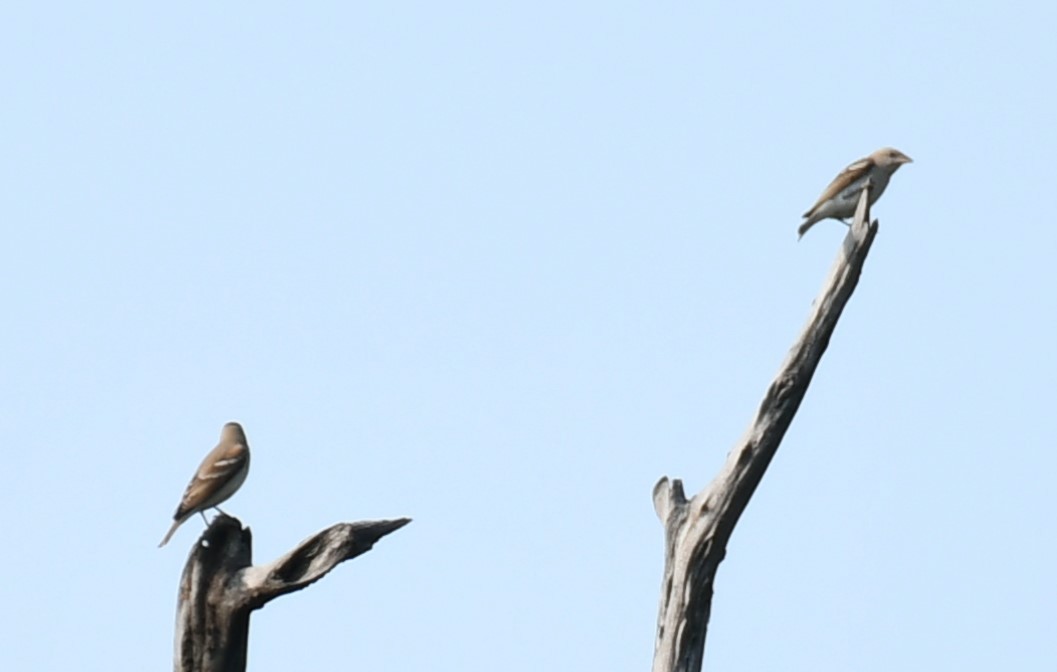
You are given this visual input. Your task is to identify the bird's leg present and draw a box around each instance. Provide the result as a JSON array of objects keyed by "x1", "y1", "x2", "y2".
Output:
[
  {"x1": 214, "y1": 506, "x2": 229, "y2": 516},
  {"x1": 199, "y1": 511, "x2": 209, "y2": 525}
]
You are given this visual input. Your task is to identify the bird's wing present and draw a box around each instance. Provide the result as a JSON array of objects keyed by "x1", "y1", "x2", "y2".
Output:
[
  {"x1": 802, "y1": 156, "x2": 875, "y2": 218},
  {"x1": 174, "y1": 439, "x2": 249, "y2": 518}
]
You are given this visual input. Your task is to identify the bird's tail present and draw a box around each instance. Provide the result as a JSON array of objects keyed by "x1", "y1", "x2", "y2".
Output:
[
  {"x1": 158, "y1": 518, "x2": 183, "y2": 548},
  {"x1": 797, "y1": 218, "x2": 817, "y2": 240}
]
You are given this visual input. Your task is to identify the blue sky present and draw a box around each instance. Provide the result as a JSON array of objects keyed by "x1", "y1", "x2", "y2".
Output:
[{"x1": 2, "y1": 3, "x2": 1055, "y2": 670}]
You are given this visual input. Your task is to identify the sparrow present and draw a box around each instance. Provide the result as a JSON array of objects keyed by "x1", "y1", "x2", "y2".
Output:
[
  {"x1": 798, "y1": 147, "x2": 912, "y2": 239},
  {"x1": 159, "y1": 422, "x2": 251, "y2": 548}
]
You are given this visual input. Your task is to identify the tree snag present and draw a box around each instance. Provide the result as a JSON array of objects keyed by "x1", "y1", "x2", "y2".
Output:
[
  {"x1": 172, "y1": 513, "x2": 410, "y2": 672},
  {"x1": 652, "y1": 185, "x2": 878, "y2": 672}
]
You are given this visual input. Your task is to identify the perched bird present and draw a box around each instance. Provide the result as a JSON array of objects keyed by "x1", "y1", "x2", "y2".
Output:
[
  {"x1": 798, "y1": 147, "x2": 912, "y2": 239},
  {"x1": 159, "y1": 422, "x2": 251, "y2": 548}
]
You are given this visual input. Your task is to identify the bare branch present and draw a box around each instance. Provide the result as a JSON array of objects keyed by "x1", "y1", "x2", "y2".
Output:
[
  {"x1": 173, "y1": 514, "x2": 410, "y2": 672},
  {"x1": 240, "y1": 518, "x2": 411, "y2": 608},
  {"x1": 652, "y1": 185, "x2": 878, "y2": 672}
]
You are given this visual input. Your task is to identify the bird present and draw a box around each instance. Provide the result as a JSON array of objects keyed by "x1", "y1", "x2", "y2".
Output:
[
  {"x1": 798, "y1": 147, "x2": 912, "y2": 239},
  {"x1": 159, "y1": 422, "x2": 251, "y2": 548}
]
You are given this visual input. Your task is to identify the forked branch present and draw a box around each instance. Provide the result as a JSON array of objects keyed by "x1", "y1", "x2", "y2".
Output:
[
  {"x1": 652, "y1": 185, "x2": 878, "y2": 672},
  {"x1": 173, "y1": 514, "x2": 410, "y2": 672}
]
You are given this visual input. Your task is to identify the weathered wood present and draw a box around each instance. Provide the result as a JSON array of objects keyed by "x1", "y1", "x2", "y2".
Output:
[
  {"x1": 173, "y1": 514, "x2": 410, "y2": 672},
  {"x1": 652, "y1": 186, "x2": 878, "y2": 672}
]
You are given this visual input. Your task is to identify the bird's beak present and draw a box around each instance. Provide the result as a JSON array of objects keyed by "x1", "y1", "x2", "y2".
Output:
[{"x1": 899, "y1": 154, "x2": 913, "y2": 164}]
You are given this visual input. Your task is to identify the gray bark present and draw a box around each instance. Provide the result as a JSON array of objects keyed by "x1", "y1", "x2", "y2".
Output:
[
  {"x1": 652, "y1": 186, "x2": 879, "y2": 672},
  {"x1": 172, "y1": 514, "x2": 410, "y2": 672}
]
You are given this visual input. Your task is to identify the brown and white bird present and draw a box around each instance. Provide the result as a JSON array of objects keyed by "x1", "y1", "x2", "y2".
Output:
[
  {"x1": 798, "y1": 147, "x2": 912, "y2": 239},
  {"x1": 159, "y1": 422, "x2": 251, "y2": 548}
]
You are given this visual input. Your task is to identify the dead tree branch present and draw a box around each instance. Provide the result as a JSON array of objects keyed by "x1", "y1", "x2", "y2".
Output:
[
  {"x1": 652, "y1": 186, "x2": 878, "y2": 672},
  {"x1": 173, "y1": 514, "x2": 411, "y2": 672}
]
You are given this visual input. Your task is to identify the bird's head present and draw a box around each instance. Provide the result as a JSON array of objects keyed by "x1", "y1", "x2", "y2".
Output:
[{"x1": 872, "y1": 147, "x2": 913, "y2": 168}]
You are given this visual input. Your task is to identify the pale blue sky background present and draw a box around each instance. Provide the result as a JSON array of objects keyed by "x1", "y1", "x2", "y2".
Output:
[{"x1": 2, "y1": 2, "x2": 1054, "y2": 670}]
